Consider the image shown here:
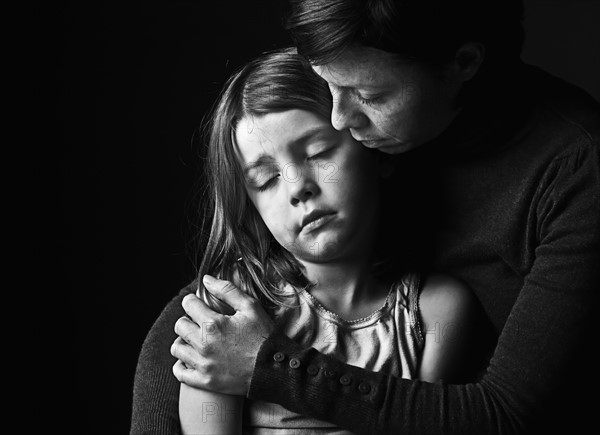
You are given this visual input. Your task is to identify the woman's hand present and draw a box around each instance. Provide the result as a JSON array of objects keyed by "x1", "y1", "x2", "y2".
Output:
[{"x1": 171, "y1": 275, "x2": 275, "y2": 396}]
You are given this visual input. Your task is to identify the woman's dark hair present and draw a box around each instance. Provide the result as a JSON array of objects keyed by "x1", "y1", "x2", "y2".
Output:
[
  {"x1": 285, "y1": 0, "x2": 525, "y2": 69},
  {"x1": 195, "y1": 48, "x2": 334, "y2": 314}
]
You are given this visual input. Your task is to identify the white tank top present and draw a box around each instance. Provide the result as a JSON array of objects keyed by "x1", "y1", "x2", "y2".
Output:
[{"x1": 242, "y1": 273, "x2": 424, "y2": 434}]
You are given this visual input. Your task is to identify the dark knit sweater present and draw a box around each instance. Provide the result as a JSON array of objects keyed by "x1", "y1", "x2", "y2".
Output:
[{"x1": 130, "y1": 65, "x2": 600, "y2": 434}]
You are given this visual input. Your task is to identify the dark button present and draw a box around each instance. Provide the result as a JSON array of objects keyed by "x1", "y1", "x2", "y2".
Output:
[
  {"x1": 306, "y1": 364, "x2": 319, "y2": 376},
  {"x1": 273, "y1": 352, "x2": 285, "y2": 362},
  {"x1": 324, "y1": 368, "x2": 337, "y2": 379},
  {"x1": 340, "y1": 374, "x2": 353, "y2": 386},
  {"x1": 289, "y1": 358, "x2": 301, "y2": 369},
  {"x1": 358, "y1": 382, "x2": 371, "y2": 394}
]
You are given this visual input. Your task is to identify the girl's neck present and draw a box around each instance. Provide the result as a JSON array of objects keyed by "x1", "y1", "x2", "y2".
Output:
[{"x1": 300, "y1": 257, "x2": 390, "y2": 321}]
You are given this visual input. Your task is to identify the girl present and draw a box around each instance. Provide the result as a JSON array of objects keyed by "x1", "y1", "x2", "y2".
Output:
[{"x1": 177, "y1": 48, "x2": 476, "y2": 434}]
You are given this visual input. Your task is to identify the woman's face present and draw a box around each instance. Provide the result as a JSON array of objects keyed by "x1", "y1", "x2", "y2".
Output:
[
  {"x1": 312, "y1": 46, "x2": 463, "y2": 155},
  {"x1": 235, "y1": 109, "x2": 382, "y2": 263}
]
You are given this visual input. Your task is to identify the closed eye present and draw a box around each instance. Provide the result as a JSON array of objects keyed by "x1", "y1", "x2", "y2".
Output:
[
  {"x1": 307, "y1": 147, "x2": 334, "y2": 161},
  {"x1": 358, "y1": 95, "x2": 381, "y2": 106},
  {"x1": 257, "y1": 175, "x2": 279, "y2": 192}
]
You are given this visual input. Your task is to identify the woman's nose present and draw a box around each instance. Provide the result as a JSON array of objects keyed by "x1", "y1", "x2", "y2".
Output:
[{"x1": 331, "y1": 92, "x2": 368, "y2": 131}]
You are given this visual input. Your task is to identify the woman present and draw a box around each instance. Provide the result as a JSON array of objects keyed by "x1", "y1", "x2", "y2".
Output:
[{"x1": 133, "y1": 1, "x2": 600, "y2": 434}]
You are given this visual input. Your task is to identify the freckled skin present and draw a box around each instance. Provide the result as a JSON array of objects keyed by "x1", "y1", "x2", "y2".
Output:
[{"x1": 313, "y1": 46, "x2": 463, "y2": 154}]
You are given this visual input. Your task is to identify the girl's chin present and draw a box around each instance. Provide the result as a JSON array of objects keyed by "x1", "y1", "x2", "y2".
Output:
[{"x1": 289, "y1": 243, "x2": 339, "y2": 264}]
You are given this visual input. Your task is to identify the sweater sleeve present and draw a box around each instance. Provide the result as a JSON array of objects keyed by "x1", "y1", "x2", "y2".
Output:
[
  {"x1": 247, "y1": 141, "x2": 600, "y2": 434},
  {"x1": 130, "y1": 287, "x2": 194, "y2": 435}
]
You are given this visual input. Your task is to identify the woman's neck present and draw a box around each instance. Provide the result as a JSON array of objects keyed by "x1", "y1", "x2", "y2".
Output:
[{"x1": 299, "y1": 257, "x2": 390, "y2": 321}]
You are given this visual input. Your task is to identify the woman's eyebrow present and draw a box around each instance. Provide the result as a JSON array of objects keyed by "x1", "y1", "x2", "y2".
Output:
[{"x1": 329, "y1": 79, "x2": 388, "y2": 91}]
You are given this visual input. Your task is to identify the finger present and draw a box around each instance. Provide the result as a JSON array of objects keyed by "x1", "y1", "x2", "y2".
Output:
[
  {"x1": 202, "y1": 274, "x2": 254, "y2": 312},
  {"x1": 174, "y1": 315, "x2": 203, "y2": 345},
  {"x1": 173, "y1": 359, "x2": 204, "y2": 388},
  {"x1": 170, "y1": 337, "x2": 200, "y2": 367},
  {"x1": 181, "y1": 293, "x2": 219, "y2": 323}
]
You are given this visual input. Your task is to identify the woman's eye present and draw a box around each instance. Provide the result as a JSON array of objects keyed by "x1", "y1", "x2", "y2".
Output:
[{"x1": 357, "y1": 93, "x2": 381, "y2": 106}]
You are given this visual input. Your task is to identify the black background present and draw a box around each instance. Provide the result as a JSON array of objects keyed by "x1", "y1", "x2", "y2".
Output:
[{"x1": 61, "y1": 1, "x2": 599, "y2": 433}]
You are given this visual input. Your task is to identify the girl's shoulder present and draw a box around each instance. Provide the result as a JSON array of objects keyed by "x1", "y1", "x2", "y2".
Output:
[{"x1": 417, "y1": 273, "x2": 478, "y2": 328}]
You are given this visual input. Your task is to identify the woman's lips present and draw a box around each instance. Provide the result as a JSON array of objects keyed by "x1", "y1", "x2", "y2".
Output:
[
  {"x1": 357, "y1": 138, "x2": 403, "y2": 154},
  {"x1": 360, "y1": 140, "x2": 382, "y2": 148}
]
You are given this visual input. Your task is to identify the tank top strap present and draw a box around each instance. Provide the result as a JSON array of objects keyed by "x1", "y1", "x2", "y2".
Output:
[{"x1": 398, "y1": 272, "x2": 425, "y2": 349}]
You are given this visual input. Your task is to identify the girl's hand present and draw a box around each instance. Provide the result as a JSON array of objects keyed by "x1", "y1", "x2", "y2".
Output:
[{"x1": 171, "y1": 275, "x2": 274, "y2": 396}]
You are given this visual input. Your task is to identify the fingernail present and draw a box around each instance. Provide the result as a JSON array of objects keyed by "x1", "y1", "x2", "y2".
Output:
[{"x1": 203, "y1": 274, "x2": 215, "y2": 285}]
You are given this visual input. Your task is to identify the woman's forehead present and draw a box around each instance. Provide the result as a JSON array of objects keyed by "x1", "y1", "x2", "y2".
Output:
[{"x1": 312, "y1": 47, "x2": 400, "y2": 88}]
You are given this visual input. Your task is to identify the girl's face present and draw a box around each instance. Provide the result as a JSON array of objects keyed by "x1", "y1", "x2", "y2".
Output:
[{"x1": 235, "y1": 109, "x2": 383, "y2": 264}]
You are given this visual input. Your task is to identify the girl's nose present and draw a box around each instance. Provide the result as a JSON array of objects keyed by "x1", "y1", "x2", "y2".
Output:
[{"x1": 287, "y1": 166, "x2": 320, "y2": 206}]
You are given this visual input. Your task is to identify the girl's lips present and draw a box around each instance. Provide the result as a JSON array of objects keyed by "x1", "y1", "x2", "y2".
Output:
[{"x1": 300, "y1": 212, "x2": 336, "y2": 235}]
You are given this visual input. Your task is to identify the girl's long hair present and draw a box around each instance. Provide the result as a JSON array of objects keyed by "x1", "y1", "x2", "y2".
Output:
[{"x1": 196, "y1": 48, "x2": 334, "y2": 315}]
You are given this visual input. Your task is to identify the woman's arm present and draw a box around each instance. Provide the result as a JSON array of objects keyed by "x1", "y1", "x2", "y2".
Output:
[
  {"x1": 179, "y1": 378, "x2": 243, "y2": 435},
  {"x1": 131, "y1": 284, "x2": 246, "y2": 435},
  {"x1": 417, "y1": 274, "x2": 479, "y2": 383},
  {"x1": 131, "y1": 287, "x2": 193, "y2": 435}
]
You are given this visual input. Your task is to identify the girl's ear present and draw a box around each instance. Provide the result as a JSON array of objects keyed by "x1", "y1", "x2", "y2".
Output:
[{"x1": 377, "y1": 153, "x2": 396, "y2": 179}]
